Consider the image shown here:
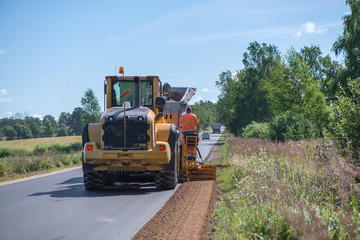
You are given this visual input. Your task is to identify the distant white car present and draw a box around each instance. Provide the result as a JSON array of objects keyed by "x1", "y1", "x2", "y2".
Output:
[{"x1": 202, "y1": 132, "x2": 210, "y2": 140}]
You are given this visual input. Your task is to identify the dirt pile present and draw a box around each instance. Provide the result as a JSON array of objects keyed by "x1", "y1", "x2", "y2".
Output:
[{"x1": 132, "y1": 180, "x2": 216, "y2": 240}]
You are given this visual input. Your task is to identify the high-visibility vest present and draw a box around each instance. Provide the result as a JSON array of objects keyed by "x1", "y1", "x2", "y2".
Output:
[{"x1": 180, "y1": 113, "x2": 198, "y2": 132}]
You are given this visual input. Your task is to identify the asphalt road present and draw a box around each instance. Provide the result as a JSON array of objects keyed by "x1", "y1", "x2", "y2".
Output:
[{"x1": 0, "y1": 131, "x2": 222, "y2": 240}]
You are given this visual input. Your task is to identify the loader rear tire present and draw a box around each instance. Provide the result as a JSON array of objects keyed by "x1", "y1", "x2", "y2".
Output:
[{"x1": 84, "y1": 171, "x2": 106, "y2": 190}]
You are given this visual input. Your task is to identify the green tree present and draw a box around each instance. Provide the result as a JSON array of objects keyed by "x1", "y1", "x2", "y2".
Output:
[
  {"x1": 43, "y1": 120, "x2": 54, "y2": 137},
  {"x1": 216, "y1": 42, "x2": 279, "y2": 135},
  {"x1": 58, "y1": 112, "x2": 71, "y2": 128},
  {"x1": 2, "y1": 126, "x2": 17, "y2": 140},
  {"x1": 43, "y1": 115, "x2": 58, "y2": 133},
  {"x1": 264, "y1": 49, "x2": 328, "y2": 140},
  {"x1": 191, "y1": 100, "x2": 218, "y2": 131},
  {"x1": 333, "y1": 0, "x2": 360, "y2": 80},
  {"x1": 299, "y1": 45, "x2": 343, "y2": 101},
  {"x1": 29, "y1": 122, "x2": 42, "y2": 138},
  {"x1": 24, "y1": 116, "x2": 43, "y2": 138},
  {"x1": 216, "y1": 70, "x2": 238, "y2": 134},
  {"x1": 69, "y1": 107, "x2": 85, "y2": 135},
  {"x1": 14, "y1": 124, "x2": 33, "y2": 139},
  {"x1": 24, "y1": 116, "x2": 42, "y2": 126},
  {"x1": 57, "y1": 127, "x2": 68, "y2": 137},
  {"x1": 328, "y1": 78, "x2": 360, "y2": 160},
  {"x1": 81, "y1": 89, "x2": 102, "y2": 126}
]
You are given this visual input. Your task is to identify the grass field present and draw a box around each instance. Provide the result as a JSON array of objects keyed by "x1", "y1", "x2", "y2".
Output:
[
  {"x1": 0, "y1": 136, "x2": 83, "y2": 182},
  {"x1": 0, "y1": 136, "x2": 82, "y2": 151}
]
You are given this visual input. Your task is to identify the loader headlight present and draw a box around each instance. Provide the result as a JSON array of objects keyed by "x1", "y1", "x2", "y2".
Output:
[
  {"x1": 108, "y1": 116, "x2": 115, "y2": 121},
  {"x1": 138, "y1": 116, "x2": 144, "y2": 121}
]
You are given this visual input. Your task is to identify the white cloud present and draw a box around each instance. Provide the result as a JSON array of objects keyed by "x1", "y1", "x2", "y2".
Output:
[
  {"x1": 201, "y1": 88, "x2": 210, "y2": 93},
  {"x1": 0, "y1": 89, "x2": 12, "y2": 102},
  {"x1": 3, "y1": 111, "x2": 12, "y2": 118},
  {"x1": 292, "y1": 21, "x2": 327, "y2": 38},
  {"x1": 32, "y1": 114, "x2": 43, "y2": 120},
  {"x1": 0, "y1": 49, "x2": 6, "y2": 55},
  {"x1": 210, "y1": 99, "x2": 217, "y2": 104}
]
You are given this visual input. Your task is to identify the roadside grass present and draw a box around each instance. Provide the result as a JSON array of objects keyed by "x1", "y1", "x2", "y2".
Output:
[
  {"x1": 0, "y1": 153, "x2": 82, "y2": 181},
  {"x1": 0, "y1": 137, "x2": 82, "y2": 182},
  {"x1": 211, "y1": 136, "x2": 360, "y2": 239},
  {"x1": 0, "y1": 136, "x2": 82, "y2": 151}
]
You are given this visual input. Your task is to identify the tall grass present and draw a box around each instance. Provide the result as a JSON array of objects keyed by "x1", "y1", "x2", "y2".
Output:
[
  {"x1": 211, "y1": 136, "x2": 360, "y2": 239},
  {"x1": 0, "y1": 154, "x2": 81, "y2": 179}
]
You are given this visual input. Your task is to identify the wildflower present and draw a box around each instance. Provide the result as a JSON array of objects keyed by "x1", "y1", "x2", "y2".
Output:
[{"x1": 238, "y1": 191, "x2": 243, "y2": 195}]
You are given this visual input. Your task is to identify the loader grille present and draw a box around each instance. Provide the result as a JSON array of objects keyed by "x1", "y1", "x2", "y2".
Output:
[{"x1": 102, "y1": 121, "x2": 150, "y2": 150}]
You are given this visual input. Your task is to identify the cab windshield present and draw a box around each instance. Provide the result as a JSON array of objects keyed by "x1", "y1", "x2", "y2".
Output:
[{"x1": 111, "y1": 80, "x2": 153, "y2": 107}]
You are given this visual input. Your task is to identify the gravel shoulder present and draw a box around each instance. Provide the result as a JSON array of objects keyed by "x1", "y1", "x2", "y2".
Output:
[{"x1": 132, "y1": 143, "x2": 222, "y2": 240}]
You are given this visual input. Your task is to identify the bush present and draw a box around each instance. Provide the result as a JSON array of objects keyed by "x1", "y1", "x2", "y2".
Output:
[
  {"x1": 0, "y1": 148, "x2": 29, "y2": 158},
  {"x1": 33, "y1": 144, "x2": 49, "y2": 155},
  {"x1": 242, "y1": 121, "x2": 270, "y2": 139},
  {"x1": 269, "y1": 113, "x2": 323, "y2": 141},
  {"x1": 33, "y1": 142, "x2": 82, "y2": 155},
  {"x1": 268, "y1": 113, "x2": 294, "y2": 141},
  {"x1": 68, "y1": 142, "x2": 82, "y2": 152},
  {"x1": 284, "y1": 114, "x2": 322, "y2": 141},
  {"x1": 48, "y1": 143, "x2": 64, "y2": 152}
]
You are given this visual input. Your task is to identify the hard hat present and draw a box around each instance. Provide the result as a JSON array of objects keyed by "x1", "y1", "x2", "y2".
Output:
[{"x1": 186, "y1": 107, "x2": 192, "y2": 113}]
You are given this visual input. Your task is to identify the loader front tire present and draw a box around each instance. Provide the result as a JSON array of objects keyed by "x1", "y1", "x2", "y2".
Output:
[
  {"x1": 155, "y1": 172, "x2": 177, "y2": 190},
  {"x1": 155, "y1": 140, "x2": 179, "y2": 190},
  {"x1": 84, "y1": 171, "x2": 106, "y2": 190}
]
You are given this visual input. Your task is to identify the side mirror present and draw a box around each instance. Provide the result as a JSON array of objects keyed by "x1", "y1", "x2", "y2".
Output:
[{"x1": 155, "y1": 97, "x2": 166, "y2": 105}]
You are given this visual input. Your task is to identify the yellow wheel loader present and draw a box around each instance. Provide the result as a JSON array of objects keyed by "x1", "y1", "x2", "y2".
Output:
[{"x1": 82, "y1": 68, "x2": 221, "y2": 190}]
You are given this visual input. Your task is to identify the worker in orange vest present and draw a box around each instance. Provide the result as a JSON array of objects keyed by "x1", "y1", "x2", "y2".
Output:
[
  {"x1": 180, "y1": 107, "x2": 199, "y2": 160},
  {"x1": 180, "y1": 107, "x2": 199, "y2": 135}
]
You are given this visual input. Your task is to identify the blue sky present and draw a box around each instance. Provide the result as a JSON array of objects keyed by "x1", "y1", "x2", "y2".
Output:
[{"x1": 0, "y1": 0, "x2": 349, "y2": 120}]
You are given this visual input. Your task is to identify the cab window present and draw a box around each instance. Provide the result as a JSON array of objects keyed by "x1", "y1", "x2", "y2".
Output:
[{"x1": 111, "y1": 80, "x2": 153, "y2": 107}]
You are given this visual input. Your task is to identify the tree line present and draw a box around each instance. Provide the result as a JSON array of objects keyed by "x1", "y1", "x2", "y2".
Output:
[
  {"x1": 191, "y1": 100, "x2": 219, "y2": 131},
  {"x1": 216, "y1": 0, "x2": 360, "y2": 159},
  {"x1": 0, "y1": 89, "x2": 101, "y2": 140}
]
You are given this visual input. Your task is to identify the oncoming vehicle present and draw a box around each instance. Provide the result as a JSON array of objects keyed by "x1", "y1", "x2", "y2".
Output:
[{"x1": 211, "y1": 123, "x2": 221, "y2": 134}]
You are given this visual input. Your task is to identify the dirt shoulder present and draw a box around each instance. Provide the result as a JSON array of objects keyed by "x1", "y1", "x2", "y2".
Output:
[{"x1": 132, "y1": 142, "x2": 222, "y2": 240}]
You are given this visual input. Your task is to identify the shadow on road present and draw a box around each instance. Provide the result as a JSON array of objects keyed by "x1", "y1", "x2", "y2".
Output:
[{"x1": 29, "y1": 177, "x2": 165, "y2": 199}]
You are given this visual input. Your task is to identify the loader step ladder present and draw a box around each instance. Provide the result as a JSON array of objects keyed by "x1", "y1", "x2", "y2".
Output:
[{"x1": 181, "y1": 134, "x2": 217, "y2": 180}]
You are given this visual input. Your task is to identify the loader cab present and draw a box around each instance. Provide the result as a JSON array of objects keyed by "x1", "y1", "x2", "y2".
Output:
[{"x1": 105, "y1": 76, "x2": 161, "y2": 111}]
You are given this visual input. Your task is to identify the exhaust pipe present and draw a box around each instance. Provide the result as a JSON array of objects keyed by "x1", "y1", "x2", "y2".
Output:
[{"x1": 133, "y1": 76, "x2": 140, "y2": 108}]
